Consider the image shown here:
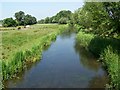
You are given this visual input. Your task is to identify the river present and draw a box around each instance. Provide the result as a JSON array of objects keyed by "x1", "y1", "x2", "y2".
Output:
[{"x1": 4, "y1": 30, "x2": 109, "y2": 88}]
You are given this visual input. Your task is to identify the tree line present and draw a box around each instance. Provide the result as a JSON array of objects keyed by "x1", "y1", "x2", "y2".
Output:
[
  {"x1": 38, "y1": 10, "x2": 72, "y2": 24},
  {"x1": 2, "y1": 11, "x2": 37, "y2": 27}
]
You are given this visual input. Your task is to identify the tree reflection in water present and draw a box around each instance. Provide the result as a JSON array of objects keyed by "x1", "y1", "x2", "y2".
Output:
[{"x1": 74, "y1": 40, "x2": 100, "y2": 71}]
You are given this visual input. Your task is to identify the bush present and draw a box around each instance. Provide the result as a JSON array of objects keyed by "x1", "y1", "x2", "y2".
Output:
[
  {"x1": 100, "y1": 46, "x2": 119, "y2": 89},
  {"x1": 58, "y1": 17, "x2": 68, "y2": 24},
  {"x1": 76, "y1": 32, "x2": 94, "y2": 48},
  {"x1": 2, "y1": 18, "x2": 17, "y2": 27}
]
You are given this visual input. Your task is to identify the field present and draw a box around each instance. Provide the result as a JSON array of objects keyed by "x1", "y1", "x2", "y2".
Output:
[{"x1": 1, "y1": 24, "x2": 67, "y2": 80}]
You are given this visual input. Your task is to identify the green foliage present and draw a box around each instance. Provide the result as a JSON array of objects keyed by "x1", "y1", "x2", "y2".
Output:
[
  {"x1": 103, "y1": 2, "x2": 120, "y2": 33},
  {"x1": 100, "y1": 46, "x2": 119, "y2": 89},
  {"x1": 15, "y1": 11, "x2": 25, "y2": 25},
  {"x1": 38, "y1": 19, "x2": 44, "y2": 24},
  {"x1": 76, "y1": 32, "x2": 94, "y2": 48},
  {"x1": 38, "y1": 10, "x2": 72, "y2": 24},
  {"x1": 55, "y1": 10, "x2": 72, "y2": 23},
  {"x1": 2, "y1": 11, "x2": 37, "y2": 27},
  {"x1": 73, "y1": 2, "x2": 120, "y2": 36},
  {"x1": 24, "y1": 14, "x2": 37, "y2": 25},
  {"x1": 0, "y1": 20, "x2": 3, "y2": 25},
  {"x1": 2, "y1": 18, "x2": 17, "y2": 27},
  {"x1": 58, "y1": 17, "x2": 68, "y2": 24},
  {"x1": 44, "y1": 17, "x2": 50, "y2": 23}
]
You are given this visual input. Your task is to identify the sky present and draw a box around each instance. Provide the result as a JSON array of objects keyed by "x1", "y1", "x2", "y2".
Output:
[{"x1": 0, "y1": 2, "x2": 84, "y2": 20}]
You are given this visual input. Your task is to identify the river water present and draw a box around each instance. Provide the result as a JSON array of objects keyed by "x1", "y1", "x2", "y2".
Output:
[{"x1": 4, "y1": 31, "x2": 108, "y2": 88}]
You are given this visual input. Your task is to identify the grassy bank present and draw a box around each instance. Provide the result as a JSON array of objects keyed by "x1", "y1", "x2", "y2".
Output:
[
  {"x1": 76, "y1": 31, "x2": 120, "y2": 89},
  {"x1": 1, "y1": 24, "x2": 67, "y2": 81}
]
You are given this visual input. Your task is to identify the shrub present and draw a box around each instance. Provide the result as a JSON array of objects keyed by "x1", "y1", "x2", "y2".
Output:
[
  {"x1": 2, "y1": 18, "x2": 17, "y2": 27},
  {"x1": 100, "y1": 46, "x2": 119, "y2": 89},
  {"x1": 76, "y1": 32, "x2": 94, "y2": 48},
  {"x1": 58, "y1": 17, "x2": 68, "y2": 24}
]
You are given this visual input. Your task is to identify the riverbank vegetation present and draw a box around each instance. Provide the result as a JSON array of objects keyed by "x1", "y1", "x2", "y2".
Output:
[
  {"x1": 1, "y1": 24, "x2": 67, "y2": 81},
  {"x1": 73, "y1": 2, "x2": 120, "y2": 89}
]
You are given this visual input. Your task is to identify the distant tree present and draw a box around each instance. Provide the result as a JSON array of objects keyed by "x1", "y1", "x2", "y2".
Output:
[
  {"x1": 55, "y1": 10, "x2": 72, "y2": 23},
  {"x1": 24, "y1": 14, "x2": 37, "y2": 25},
  {"x1": 58, "y1": 17, "x2": 68, "y2": 24},
  {"x1": 2, "y1": 18, "x2": 17, "y2": 27},
  {"x1": 51, "y1": 16, "x2": 57, "y2": 23},
  {"x1": 38, "y1": 19, "x2": 44, "y2": 24},
  {"x1": 31, "y1": 16, "x2": 37, "y2": 24},
  {"x1": 49, "y1": 17, "x2": 54, "y2": 23},
  {"x1": 44, "y1": 17, "x2": 50, "y2": 23},
  {"x1": 0, "y1": 20, "x2": 3, "y2": 24},
  {"x1": 15, "y1": 11, "x2": 25, "y2": 25},
  {"x1": 38, "y1": 10, "x2": 72, "y2": 24}
]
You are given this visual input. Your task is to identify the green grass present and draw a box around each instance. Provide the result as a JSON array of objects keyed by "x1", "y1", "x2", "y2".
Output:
[
  {"x1": 100, "y1": 46, "x2": 119, "y2": 89},
  {"x1": 76, "y1": 31, "x2": 120, "y2": 89},
  {"x1": 1, "y1": 24, "x2": 67, "y2": 80},
  {"x1": 76, "y1": 32, "x2": 94, "y2": 48}
]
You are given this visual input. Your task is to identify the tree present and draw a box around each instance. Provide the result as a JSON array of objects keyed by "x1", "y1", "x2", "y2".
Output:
[
  {"x1": 31, "y1": 16, "x2": 37, "y2": 24},
  {"x1": 58, "y1": 17, "x2": 68, "y2": 24},
  {"x1": 44, "y1": 17, "x2": 50, "y2": 23},
  {"x1": 38, "y1": 19, "x2": 44, "y2": 24},
  {"x1": 24, "y1": 14, "x2": 37, "y2": 25},
  {"x1": 2, "y1": 18, "x2": 17, "y2": 27},
  {"x1": 55, "y1": 10, "x2": 72, "y2": 22},
  {"x1": 38, "y1": 10, "x2": 72, "y2": 24},
  {"x1": 103, "y1": 2, "x2": 120, "y2": 33},
  {"x1": 73, "y1": 2, "x2": 112, "y2": 35},
  {"x1": 15, "y1": 11, "x2": 25, "y2": 25}
]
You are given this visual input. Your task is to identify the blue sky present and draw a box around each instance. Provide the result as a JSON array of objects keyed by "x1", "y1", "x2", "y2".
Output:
[{"x1": 1, "y1": 2, "x2": 84, "y2": 20}]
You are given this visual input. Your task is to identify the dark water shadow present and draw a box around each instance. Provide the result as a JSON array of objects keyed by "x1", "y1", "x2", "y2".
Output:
[
  {"x1": 74, "y1": 38, "x2": 109, "y2": 88},
  {"x1": 74, "y1": 40, "x2": 100, "y2": 72},
  {"x1": 88, "y1": 36, "x2": 120, "y2": 57},
  {"x1": 88, "y1": 75, "x2": 109, "y2": 88}
]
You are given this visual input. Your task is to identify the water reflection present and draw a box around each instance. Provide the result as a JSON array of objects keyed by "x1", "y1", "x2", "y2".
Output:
[
  {"x1": 88, "y1": 75, "x2": 109, "y2": 88},
  {"x1": 60, "y1": 28, "x2": 76, "y2": 39},
  {"x1": 3, "y1": 57, "x2": 41, "y2": 88},
  {"x1": 74, "y1": 40, "x2": 100, "y2": 71}
]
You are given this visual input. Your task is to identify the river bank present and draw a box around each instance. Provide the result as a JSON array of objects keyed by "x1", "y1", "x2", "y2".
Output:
[
  {"x1": 76, "y1": 31, "x2": 120, "y2": 89},
  {"x1": 1, "y1": 24, "x2": 67, "y2": 82}
]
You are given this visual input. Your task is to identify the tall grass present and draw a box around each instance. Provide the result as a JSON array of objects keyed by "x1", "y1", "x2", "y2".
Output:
[
  {"x1": 76, "y1": 32, "x2": 94, "y2": 49},
  {"x1": 76, "y1": 31, "x2": 120, "y2": 89},
  {"x1": 100, "y1": 46, "x2": 119, "y2": 89}
]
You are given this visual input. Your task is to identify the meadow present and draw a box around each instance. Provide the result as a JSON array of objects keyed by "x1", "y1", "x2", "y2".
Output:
[{"x1": 1, "y1": 24, "x2": 67, "y2": 80}]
